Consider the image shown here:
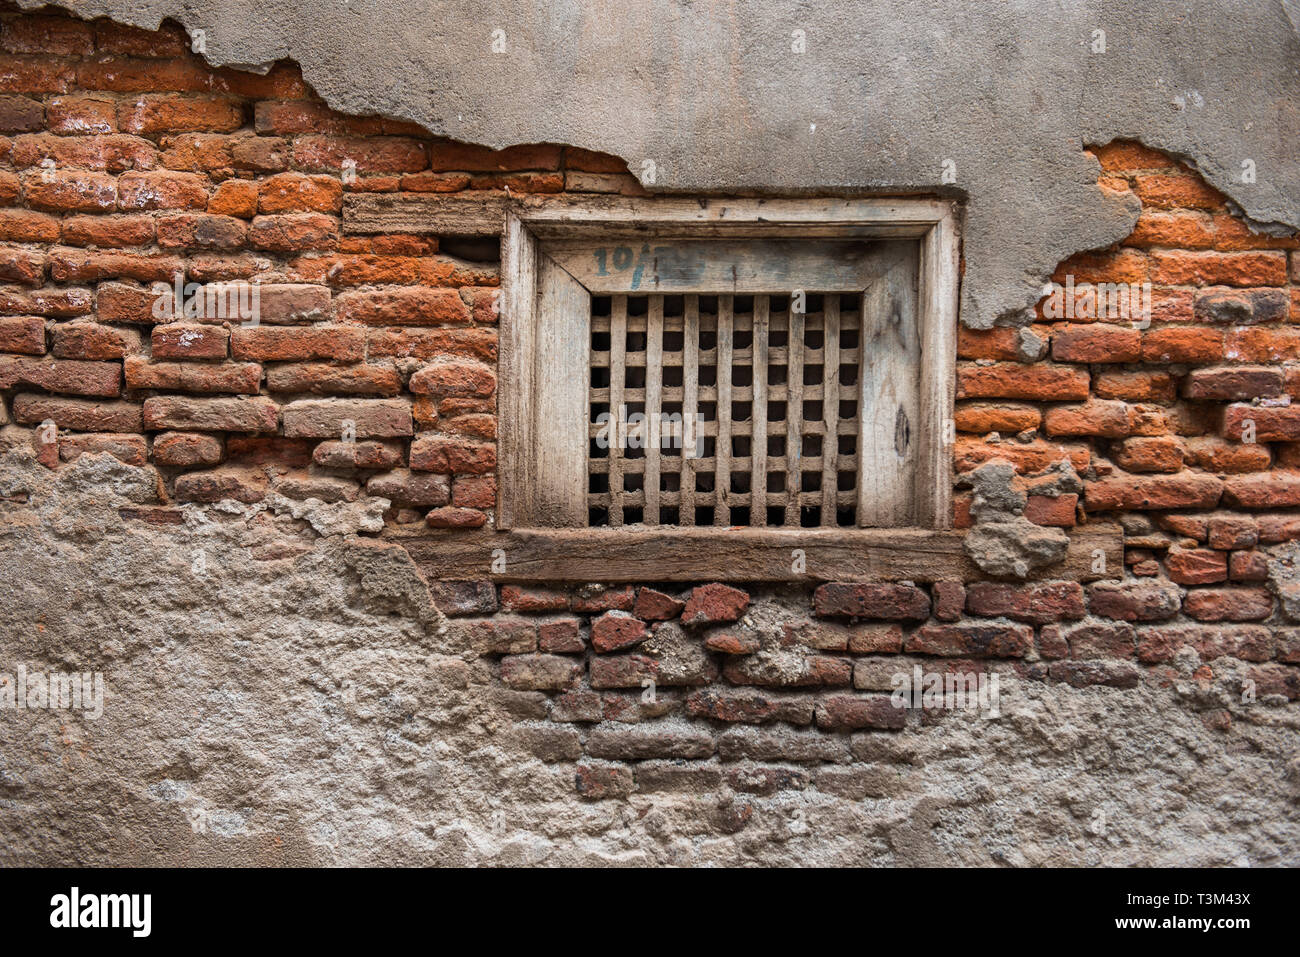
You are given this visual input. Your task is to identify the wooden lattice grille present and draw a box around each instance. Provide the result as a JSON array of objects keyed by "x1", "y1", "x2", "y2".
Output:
[{"x1": 588, "y1": 293, "x2": 864, "y2": 528}]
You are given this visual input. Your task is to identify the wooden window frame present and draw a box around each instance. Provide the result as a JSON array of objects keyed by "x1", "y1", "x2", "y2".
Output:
[{"x1": 500, "y1": 197, "x2": 961, "y2": 533}]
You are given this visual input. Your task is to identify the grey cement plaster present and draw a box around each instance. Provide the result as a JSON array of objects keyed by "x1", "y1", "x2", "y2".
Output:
[{"x1": 18, "y1": 1, "x2": 1300, "y2": 328}]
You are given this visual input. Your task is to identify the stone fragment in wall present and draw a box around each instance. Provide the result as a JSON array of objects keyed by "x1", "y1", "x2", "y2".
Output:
[
  {"x1": 1266, "y1": 541, "x2": 1300, "y2": 622},
  {"x1": 961, "y1": 459, "x2": 1068, "y2": 579}
]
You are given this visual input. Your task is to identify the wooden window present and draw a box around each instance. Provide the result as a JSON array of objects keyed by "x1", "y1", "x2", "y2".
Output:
[{"x1": 500, "y1": 198, "x2": 960, "y2": 535}]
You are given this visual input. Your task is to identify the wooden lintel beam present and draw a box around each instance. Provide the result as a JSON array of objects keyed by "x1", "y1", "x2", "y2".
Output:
[{"x1": 389, "y1": 524, "x2": 1123, "y2": 585}]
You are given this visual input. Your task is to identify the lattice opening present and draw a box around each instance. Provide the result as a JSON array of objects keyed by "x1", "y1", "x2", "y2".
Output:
[{"x1": 589, "y1": 293, "x2": 863, "y2": 528}]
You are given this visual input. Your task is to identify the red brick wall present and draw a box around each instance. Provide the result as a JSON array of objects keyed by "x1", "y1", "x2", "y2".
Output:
[{"x1": 1, "y1": 8, "x2": 1297, "y2": 795}]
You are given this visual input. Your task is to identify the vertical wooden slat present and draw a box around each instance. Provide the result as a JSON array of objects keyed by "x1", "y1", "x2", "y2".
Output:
[
  {"x1": 715, "y1": 295, "x2": 734, "y2": 526},
  {"x1": 784, "y1": 304, "x2": 805, "y2": 527},
  {"x1": 607, "y1": 295, "x2": 627, "y2": 527},
  {"x1": 681, "y1": 295, "x2": 699, "y2": 527},
  {"x1": 497, "y1": 213, "x2": 537, "y2": 529},
  {"x1": 820, "y1": 296, "x2": 840, "y2": 525},
  {"x1": 917, "y1": 212, "x2": 960, "y2": 530},
  {"x1": 534, "y1": 256, "x2": 591, "y2": 526},
  {"x1": 749, "y1": 295, "x2": 769, "y2": 526},
  {"x1": 644, "y1": 294, "x2": 663, "y2": 525},
  {"x1": 858, "y1": 242, "x2": 920, "y2": 527}
]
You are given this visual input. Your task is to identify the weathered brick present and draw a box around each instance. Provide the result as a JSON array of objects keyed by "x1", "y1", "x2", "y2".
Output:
[
  {"x1": 956, "y1": 362, "x2": 1089, "y2": 401},
  {"x1": 907, "y1": 622, "x2": 1033, "y2": 658},
  {"x1": 715, "y1": 727, "x2": 851, "y2": 763},
  {"x1": 291, "y1": 134, "x2": 428, "y2": 174},
  {"x1": 0, "y1": 208, "x2": 59, "y2": 243},
  {"x1": 549, "y1": 690, "x2": 603, "y2": 723},
  {"x1": 62, "y1": 213, "x2": 155, "y2": 248},
  {"x1": 248, "y1": 213, "x2": 340, "y2": 252},
  {"x1": 1137, "y1": 624, "x2": 1273, "y2": 663},
  {"x1": 1050, "y1": 323, "x2": 1141, "y2": 363},
  {"x1": 814, "y1": 695, "x2": 905, "y2": 731},
  {"x1": 49, "y1": 248, "x2": 183, "y2": 283},
  {"x1": 425, "y1": 506, "x2": 487, "y2": 528},
  {"x1": 1164, "y1": 548, "x2": 1229, "y2": 585},
  {"x1": 584, "y1": 725, "x2": 715, "y2": 760},
  {"x1": 12, "y1": 393, "x2": 141, "y2": 431},
  {"x1": 23, "y1": 169, "x2": 117, "y2": 213},
  {"x1": 364, "y1": 468, "x2": 449, "y2": 507},
  {"x1": 1047, "y1": 661, "x2": 1140, "y2": 689},
  {"x1": 498, "y1": 584, "x2": 567, "y2": 613},
  {"x1": 965, "y1": 581, "x2": 1085, "y2": 625},
  {"x1": 1141, "y1": 326, "x2": 1223, "y2": 363},
  {"x1": 336, "y1": 287, "x2": 472, "y2": 326},
  {"x1": 142, "y1": 396, "x2": 278, "y2": 432},
  {"x1": 280, "y1": 398, "x2": 412, "y2": 439},
  {"x1": 1084, "y1": 472, "x2": 1222, "y2": 511},
  {"x1": 1087, "y1": 579, "x2": 1183, "y2": 620},
  {"x1": 1183, "y1": 587, "x2": 1273, "y2": 622},
  {"x1": 953, "y1": 401, "x2": 1041, "y2": 434},
  {"x1": 1206, "y1": 515, "x2": 1258, "y2": 551},
  {"x1": 459, "y1": 618, "x2": 536, "y2": 655},
  {"x1": 685, "y1": 689, "x2": 813, "y2": 725},
  {"x1": 1044, "y1": 400, "x2": 1133, "y2": 438},
  {"x1": 57, "y1": 432, "x2": 146, "y2": 466},
  {"x1": 1194, "y1": 286, "x2": 1289, "y2": 324},
  {"x1": 408, "y1": 434, "x2": 495, "y2": 472},
  {"x1": 151, "y1": 431, "x2": 223, "y2": 467},
  {"x1": 590, "y1": 611, "x2": 649, "y2": 652},
  {"x1": 0, "y1": 315, "x2": 45, "y2": 354},
  {"x1": 954, "y1": 436, "x2": 1090, "y2": 474},
  {"x1": 844, "y1": 623, "x2": 904, "y2": 653},
  {"x1": 266, "y1": 362, "x2": 401, "y2": 396},
  {"x1": 0, "y1": 356, "x2": 119, "y2": 396},
  {"x1": 1223, "y1": 471, "x2": 1300, "y2": 508},
  {"x1": 537, "y1": 618, "x2": 584, "y2": 653},
  {"x1": 812, "y1": 582, "x2": 929, "y2": 620},
  {"x1": 570, "y1": 586, "x2": 636, "y2": 614},
  {"x1": 313, "y1": 439, "x2": 403, "y2": 470},
  {"x1": 119, "y1": 94, "x2": 244, "y2": 134},
  {"x1": 125, "y1": 357, "x2": 262, "y2": 394},
  {"x1": 408, "y1": 359, "x2": 496, "y2": 397},
  {"x1": 499, "y1": 653, "x2": 582, "y2": 691},
  {"x1": 117, "y1": 170, "x2": 207, "y2": 210},
  {"x1": 258, "y1": 172, "x2": 343, "y2": 213},
  {"x1": 1149, "y1": 250, "x2": 1286, "y2": 286},
  {"x1": 1058, "y1": 621, "x2": 1137, "y2": 659},
  {"x1": 1246, "y1": 664, "x2": 1300, "y2": 700},
  {"x1": 703, "y1": 630, "x2": 761, "y2": 655},
  {"x1": 573, "y1": 763, "x2": 633, "y2": 800},
  {"x1": 681, "y1": 582, "x2": 750, "y2": 625},
  {"x1": 0, "y1": 93, "x2": 45, "y2": 132},
  {"x1": 1112, "y1": 436, "x2": 1184, "y2": 474},
  {"x1": 1229, "y1": 550, "x2": 1269, "y2": 582},
  {"x1": 152, "y1": 323, "x2": 228, "y2": 359},
  {"x1": 231, "y1": 325, "x2": 363, "y2": 362},
  {"x1": 173, "y1": 468, "x2": 268, "y2": 503}
]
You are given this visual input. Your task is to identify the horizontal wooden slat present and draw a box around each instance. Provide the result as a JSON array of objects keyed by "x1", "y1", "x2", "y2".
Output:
[
  {"x1": 344, "y1": 192, "x2": 512, "y2": 235},
  {"x1": 344, "y1": 194, "x2": 957, "y2": 239},
  {"x1": 546, "y1": 239, "x2": 886, "y2": 293},
  {"x1": 393, "y1": 524, "x2": 1124, "y2": 584}
]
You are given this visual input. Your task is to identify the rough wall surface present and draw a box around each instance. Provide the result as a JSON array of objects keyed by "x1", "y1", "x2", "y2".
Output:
[
  {"x1": 2, "y1": 453, "x2": 1297, "y2": 866},
  {"x1": 0, "y1": 7, "x2": 1296, "y2": 866},
  {"x1": 16, "y1": 0, "x2": 1300, "y2": 328}
]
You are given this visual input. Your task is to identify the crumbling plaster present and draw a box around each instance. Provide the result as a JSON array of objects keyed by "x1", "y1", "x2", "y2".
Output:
[
  {"x1": 1, "y1": 452, "x2": 1297, "y2": 865},
  {"x1": 21, "y1": 0, "x2": 1300, "y2": 327}
]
